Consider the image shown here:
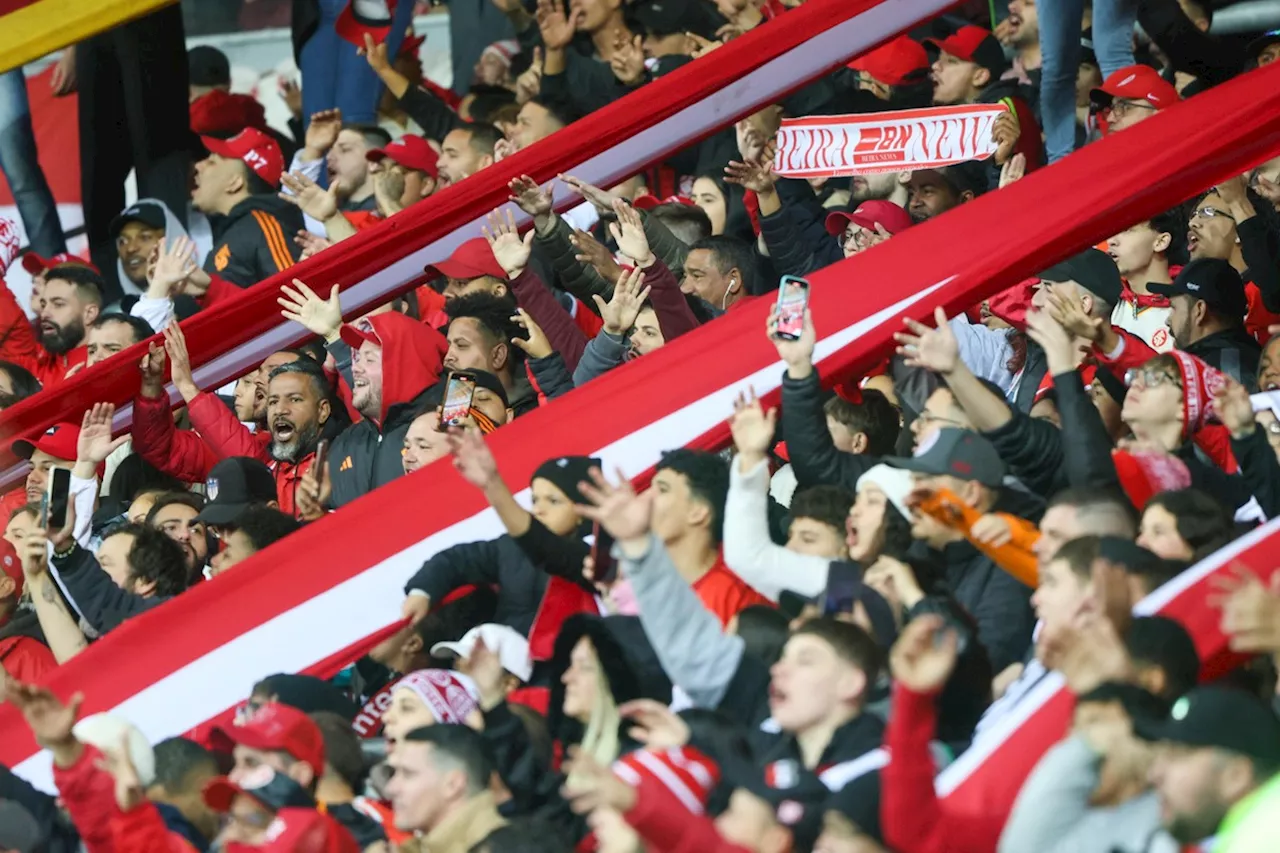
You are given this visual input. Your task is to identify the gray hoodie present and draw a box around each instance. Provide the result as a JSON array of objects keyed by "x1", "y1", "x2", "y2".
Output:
[{"x1": 999, "y1": 735, "x2": 1178, "y2": 853}]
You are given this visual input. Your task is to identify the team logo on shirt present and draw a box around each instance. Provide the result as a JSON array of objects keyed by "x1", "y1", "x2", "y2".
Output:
[
  {"x1": 214, "y1": 244, "x2": 231, "y2": 271},
  {"x1": 1151, "y1": 328, "x2": 1169, "y2": 349}
]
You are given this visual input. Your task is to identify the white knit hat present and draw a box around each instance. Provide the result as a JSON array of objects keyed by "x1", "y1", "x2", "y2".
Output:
[{"x1": 855, "y1": 464, "x2": 913, "y2": 520}]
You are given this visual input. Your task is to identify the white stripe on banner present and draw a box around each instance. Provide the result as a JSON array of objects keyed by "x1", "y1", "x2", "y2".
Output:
[
  {"x1": 13, "y1": 284, "x2": 945, "y2": 791},
  {"x1": 0, "y1": 0, "x2": 955, "y2": 493}
]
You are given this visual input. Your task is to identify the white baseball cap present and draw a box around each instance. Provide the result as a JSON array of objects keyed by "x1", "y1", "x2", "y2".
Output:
[{"x1": 431, "y1": 623, "x2": 532, "y2": 683}]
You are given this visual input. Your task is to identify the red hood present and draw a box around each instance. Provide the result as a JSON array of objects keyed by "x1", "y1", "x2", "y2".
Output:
[
  {"x1": 190, "y1": 90, "x2": 268, "y2": 136},
  {"x1": 342, "y1": 312, "x2": 448, "y2": 423}
]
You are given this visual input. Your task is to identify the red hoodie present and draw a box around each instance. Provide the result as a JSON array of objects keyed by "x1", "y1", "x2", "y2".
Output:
[
  {"x1": 339, "y1": 312, "x2": 448, "y2": 424},
  {"x1": 0, "y1": 281, "x2": 87, "y2": 387},
  {"x1": 189, "y1": 90, "x2": 269, "y2": 136}
]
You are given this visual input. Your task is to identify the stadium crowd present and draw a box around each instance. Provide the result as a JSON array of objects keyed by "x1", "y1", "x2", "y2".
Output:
[{"x1": 3, "y1": 0, "x2": 1280, "y2": 851}]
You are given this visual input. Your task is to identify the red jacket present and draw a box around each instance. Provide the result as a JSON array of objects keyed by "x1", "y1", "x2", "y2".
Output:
[
  {"x1": 625, "y1": 770, "x2": 748, "y2": 853},
  {"x1": 54, "y1": 743, "x2": 198, "y2": 853},
  {"x1": 882, "y1": 683, "x2": 1005, "y2": 853},
  {"x1": 131, "y1": 392, "x2": 313, "y2": 517},
  {"x1": 0, "y1": 281, "x2": 87, "y2": 387}
]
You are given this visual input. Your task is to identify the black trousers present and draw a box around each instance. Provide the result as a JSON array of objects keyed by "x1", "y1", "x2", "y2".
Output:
[{"x1": 76, "y1": 4, "x2": 193, "y2": 303}]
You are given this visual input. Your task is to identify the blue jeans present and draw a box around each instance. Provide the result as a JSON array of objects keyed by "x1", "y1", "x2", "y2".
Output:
[
  {"x1": 0, "y1": 69, "x2": 66, "y2": 257},
  {"x1": 1039, "y1": 0, "x2": 1136, "y2": 163},
  {"x1": 299, "y1": 0, "x2": 418, "y2": 129}
]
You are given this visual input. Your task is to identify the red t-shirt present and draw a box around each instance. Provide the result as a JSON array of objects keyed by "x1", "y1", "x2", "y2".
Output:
[{"x1": 693, "y1": 555, "x2": 772, "y2": 626}]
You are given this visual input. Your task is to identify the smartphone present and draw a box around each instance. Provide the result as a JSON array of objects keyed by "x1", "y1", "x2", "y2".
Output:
[
  {"x1": 773, "y1": 275, "x2": 810, "y2": 341},
  {"x1": 437, "y1": 371, "x2": 477, "y2": 431},
  {"x1": 313, "y1": 439, "x2": 329, "y2": 480},
  {"x1": 590, "y1": 521, "x2": 617, "y2": 585},
  {"x1": 46, "y1": 467, "x2": 71, "y2": 530},
  {"x1": 822, "y1": 563, "x2": 861, "y2": 617}
]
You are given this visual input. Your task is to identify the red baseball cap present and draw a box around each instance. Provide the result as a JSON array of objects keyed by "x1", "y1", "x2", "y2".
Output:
[
  {"x1": 423, "y1": 238, "x2": 507, "y2": 282},
  {"x1": 632, "y1": 194, "x2": 695, "y2": 211},
  {"x1": 338, "y1": 311, "x2": 449, "y2": 363},
  {"x1": 21, "y1": 253, "x2": 101, "y2": 276},
  {"x1": 367, "y1": 134, "x2": 438, "y2": 178},
  {"x1": 224, "y1": 808, "x2": 360, "y2": 853},
  {"x1": 1089, "y1": 64, "x2": 1180, "y2": 110},
  {"x1": 11, "y1": 422, "x2": 80, "y2": 463},
  {"x1": 847, "y1": 36, "x2": 929, "y2": 86},
  {"x1": 824, "y1": 200, "x2": 913, "y2": 237},
  {"x1": 0, "y1": 537, "x2": 22, "y2": 600},
  {"x1": 212, "y1": 703, "x2": 326, "y2": 774},
  {"x1": 201, "y1": 128, "x2": 286, "y2": 187},
  {"x1": 923, "y1": 26, "x2": 1007, "y2": 75}
]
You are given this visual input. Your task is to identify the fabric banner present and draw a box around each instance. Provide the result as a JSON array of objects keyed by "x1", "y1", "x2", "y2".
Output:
[
  {"x1": 0, "y1": 0, "x2": 956, "y2": 491},
  {"x1": 4, "y1": 61, "x2": 1280, "y2": 798},
  {"x1": 773, "y1": 104, "x2": 1005, "y2": 178},
  {"x1": 0, "y1": 0, "x2": 178, "y2": 74}
]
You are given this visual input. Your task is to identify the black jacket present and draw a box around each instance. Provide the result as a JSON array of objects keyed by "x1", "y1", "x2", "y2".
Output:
[
  {"x1": 1184, "y1": 327, "x2": 1261, "y2": 391},
  {"x1": 329, "y1": 384, "x2": 434, "y2": 510},
  {"x1": 758, "y1": 179, "x2": 843, "y2": 281},
  {"x1": 781, "y1": 370, "x2": 880, "y2": 491},
  {"x1": 1137, "y1": 0, "x2": 1240, "y2": 87},
  {"x1": 53, "y1": 545, "x2": 170, "y2": 633},
  {"x1": 983, "y1": 407, "x2": 1067, "y2": 497},
  {"x1": 202, "y1": 194, "x2": 304, "y2": 288},
  {"x1": 0, "y1": 763, "x2": 81, "y2": 853}
]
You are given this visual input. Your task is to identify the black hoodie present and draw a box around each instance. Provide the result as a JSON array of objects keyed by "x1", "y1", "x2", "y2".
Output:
[{"x1": 203, "y1": 194, "x2": 305, "y2": 288}]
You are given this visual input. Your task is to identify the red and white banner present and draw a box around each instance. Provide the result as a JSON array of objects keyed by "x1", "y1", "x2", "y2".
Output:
[
  {"x1": 0, "y1": 0, "x2": 956, "y2": 491},
  {"x1": 774, "y1": 104, "x2": 1005, "y2": 178},
  {"x1": 4, "y1": 60, "x2": 1280, "y2": 804}
]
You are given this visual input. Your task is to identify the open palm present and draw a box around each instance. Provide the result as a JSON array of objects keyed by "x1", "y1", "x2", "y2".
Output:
[
  {"x1": 279, "y1": 279, "x2": 343, "y2": 341},
  {"x1": 576, "y1": 467, "x2": 652, "y2": 542},
  {"x1": 78, "y1": 403, "x2": 127, "y2": 464}
]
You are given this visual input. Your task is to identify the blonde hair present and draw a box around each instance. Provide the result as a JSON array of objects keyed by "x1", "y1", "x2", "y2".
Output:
[{"x1": 566, "y1": 638, "x2": 621, "y2": 788}]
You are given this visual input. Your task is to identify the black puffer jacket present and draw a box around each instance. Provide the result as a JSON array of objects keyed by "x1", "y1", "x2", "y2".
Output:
[
  {"x1": 781, "y1": 369, "x2": 881, "y2": 491},
  {"x1": 202, "y1": 194, "x2": 304, "y2": 288}
]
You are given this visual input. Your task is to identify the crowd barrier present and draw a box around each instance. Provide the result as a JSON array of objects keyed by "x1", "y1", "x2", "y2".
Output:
[
  {"x1": 0, "y1": 0, "x2": 177, "y2": 74},
  {"x1": 4, "y1": 57, "x2": 1280, "y2": 802},
  {"x1": 0, "y1": 0, "x2": 954, "y2": 492}
]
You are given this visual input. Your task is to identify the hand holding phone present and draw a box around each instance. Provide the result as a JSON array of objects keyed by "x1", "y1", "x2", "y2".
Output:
[
  {"x1": 589, "y1": 521, "x2": 617, "y2": 586},
  {"x1": 772, "y1": 275, "x2": 810, "y2": 341},
  {"x1": 46, "y1": 467, "x2": 71, "y2": 530},
  {"x1": 437, "y1": 372, "x2": 478, "y2": 431}
]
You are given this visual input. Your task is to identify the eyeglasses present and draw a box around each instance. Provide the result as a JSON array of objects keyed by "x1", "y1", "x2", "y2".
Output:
[
  {"x1": 841, "y1": 228, "x2": 874, "y2": 250},
  {"x1": 1124, "y1": 368, "x2": 1180, "y2": 390},
  {"x1": 1108, "y1": 99, "x2": 1158, "y2": 119},
  {"x1": 1191, "y1": 206, "x2": 1236, "y2": 222}
]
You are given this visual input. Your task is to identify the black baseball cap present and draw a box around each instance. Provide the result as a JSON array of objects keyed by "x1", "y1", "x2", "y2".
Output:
[
  {"x1": 884, "y1": 427, "x2": 1006, "y2": 488},
  {"x1": 926, "y1": 160, "x2": 988, "y2": 197},
  {"x1": 1039, "y1": 248, "x2": 1124, "y2": 307},
  {"x1": 1134, "y1": 685, "x2": 1280, "y2": 764},
  {"x1": 108, "y1": 200, "x2": 168, "y2": 239},
  {"x1": 196, "y1": 457, "x2": 278, "y2": 526},
  {"x1": 726, "y1": 758, "x2": 829, "y2": 852},
  {"x1": 1149, "y1": 258, "x2": 1248, "y2": 319},
  {"x1": 1246, "y1": 29, "x2": 1280, "y2": 65},
  {"x1": 630, "y1": 0, "x2": 697, "y2": 36},
  {"x1": 189, "y1": 45, "x2": 232, "y2": 88}
]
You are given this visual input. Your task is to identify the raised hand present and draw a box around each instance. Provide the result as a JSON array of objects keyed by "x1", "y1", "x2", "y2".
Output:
[
  {"x1": 482, "y1": 208, "x2": 534, "y2": 278},
  {"x1": 50, "y1": 49, "x2": 77, "y2": 96},
  {"x1": 464, "y1": 636, "x2": 509, "y2": 711},
  {"x1": 303, "y1": 108, "x2": 343, "y2": 159},
  {"x1": 688, "y1": 32, "x2": 723, "y2": 59},
  {"x1": 729, "y1": 387, "x2": 777, "y2": 462},
  {"x1": 576, "y1": 467, "x2": 652, "y2": 543},
  {"x1": 280, "y1": 171, "x2": 340, "y2": 222},
  {"x1": 148, "y1": 236, "x2": 199, "y2": 298},
  {"x1": 515, "y1": 47, "x2": 544, "y2": 103},
  {"x1": 894, "y1": 306, "x2": 960, "y2": 375},
  {"x1": 572, "y1": 230, "x2": 624, "y2": 285},
  {"x1": 1044, "y1": 288, "x2": 1105, "y2": 344},
  {"x1": 1025, "y1": 306, "x2": 1078, "y2": 375},
  {"x1": 607, "y1": 200, "x2": 653, "y2": 267},
  {"x1": 281, "y1": 78, "x2": 303, "y2": 119},
  {"x1": 296, "y1": 230, "x2": 334, "y2": 260},
  {"x1": 1252, "y1": 170, "x2": 1280, "y2": 207},
  {"x1": 559, "y1": 173, "x2": 620, "y2": 216},
  {"x1": 138, "y1": 342, "x2": 167, "y2": 400},
  {"x1": 609, "y1": 32, "x2": 646, "y2": 85},
  {"x1": 562, "y1": 747, "x2": 638, "y2": 815},
  {"x1": 97, "y1": 732, "x2": 148, "y2": 812},
  {"x1": 1213, "y1": 377, "x2": 1258, "y2": 439},
  {"x1": 78, "y1": 403, "x2": 127, "y2": 466},
  {"x1": 359, "y1": 32, "x2": 392, "y2": 74},
  {"x1": 510, "y1": 308, "x2": 553, "y2": 359},
  {"x1": 999, "y1": 152, "x2": 1026, "y2": 189},
  {"x1": 991, "y1": 109, "x2": 1021, "y2": 166},
  {"x1": 618, "y1": 699, "x2": 691, "y2": 749},
  {"x1": 402, "y1": 594, "x2": 431, "y2": 626},
  {"x1": 4, "y1": 680, "x2": 84, "y2": 750},
  {"x1": 767, "y1": 308, "x2": 816, "y2": 376},
  {"x1": 278, "y1": 279, "x2": 343, "y2": 343},
  {"x1": 508, "y1": 175, "x2": 554, "y2": 219},
  {"x1": 20, "y1": 527, "x2": 51, "y2": 580},
  {"x1": 970, "y1": 513, "x2": 1013, "y2": 547},
  {"x1": 536, "y1": 0, "x2": 579, "y2": 50},
  {"x1": 889, "y1": 614, "x2": 959, "y2": 694},
  {"x1": 162, "y1": 324, "x2": 200, "y2": 402},
  {"x1": 591, "y1": 266, "x2": 650, "y2": 335},
  {"x1": 724, "y1": 157, "x2": 777, "y2": 194},
  {"x1": 445, "y1": 427, "x2": 500, "y2": 489},
  {"x1": 1210, "y1": 563, "x2": 1280, "y2": 655}
]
